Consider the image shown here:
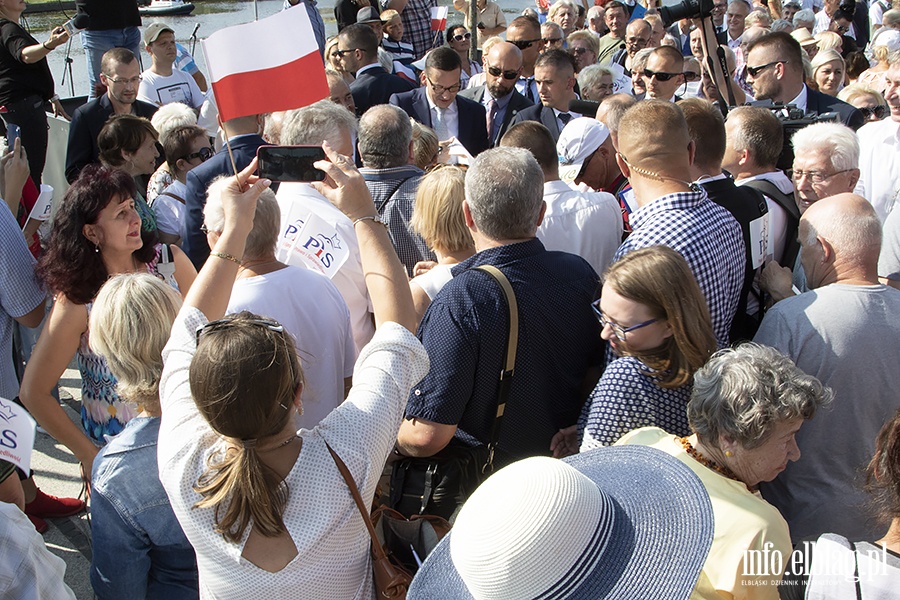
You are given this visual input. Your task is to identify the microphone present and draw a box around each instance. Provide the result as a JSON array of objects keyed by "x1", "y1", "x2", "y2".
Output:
[
  {"x1": 569, "y1": 99, "x2": 600, "y2": 118},
  {"x1": 72, "y1": 13, "x2": 91, "y2": 30},
  {"x1": 190, "y1": 23, "x2": 201, "y2": 39}
]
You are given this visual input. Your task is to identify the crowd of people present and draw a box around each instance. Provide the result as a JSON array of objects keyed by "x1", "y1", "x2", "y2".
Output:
[{"x1": 2, "y1": 0, "x2": 900, "y2": 597}]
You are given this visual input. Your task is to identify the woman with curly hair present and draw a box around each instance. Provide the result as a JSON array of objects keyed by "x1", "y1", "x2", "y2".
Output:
[{"x1": 19, "y1": 165, "x2": 195, "y2": 481}]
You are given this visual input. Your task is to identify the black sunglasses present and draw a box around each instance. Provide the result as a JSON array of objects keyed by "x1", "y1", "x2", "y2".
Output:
[
  {"x1": 746, "y1": 60, "x2": 787, "y2": 77},
  {"x1": 196, "y1": 317, "x2": 284, "y2": 344},
  {"x1": 542, "y1": 37, "x2": 562, "y2": 44},
  {"x1": 859, "y1": 105, "x2": 887, "y2": 120},
  {"x1": 488, "y1": 66, "x2": 519, "y2": 80},
  {"x1": 510, "y1": 38, "x2": 541, "y2": 50},
  {"x1": 683, "y1": 71, "x2": 700, "y2": 82},
  {"x1": 333, "y1": 47, "x2": 359, "y2": 57},
  {"x1": 451, "y1": 32, "x2": 472, "y2": 41},
  {"x1": 643, "y1": 68, "x2": 681, "y2": 81},
  {"x1": 182, "y1": 146, "x2": 213, "y2": 162}
]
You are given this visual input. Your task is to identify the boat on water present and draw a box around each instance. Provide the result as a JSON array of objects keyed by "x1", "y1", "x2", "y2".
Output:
[{"x1": 139, "y1": 0, "x2": 196, "y2": 16}]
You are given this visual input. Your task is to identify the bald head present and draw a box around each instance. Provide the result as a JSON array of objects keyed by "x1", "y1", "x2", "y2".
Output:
[
  {"x1": 488, "y1": 41, "x2": 523, "y2": 67},
  {"x1": 801, "y1": 193, "x2": 882, "y2": 286},
  {"x1": 485, "y1": 42, "x2": 523, "y2": 99},
  {"x1": 617, "y1": 100, "x2": 692, "y2": 174}
]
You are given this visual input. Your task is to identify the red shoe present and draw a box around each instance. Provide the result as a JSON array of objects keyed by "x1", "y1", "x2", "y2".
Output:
[
  {"x1": 28, "y1": 514, "x2": 49, "y2": 534},
  {"x1": 24, "y1": 489, "x2": 86, "y2": 519}
]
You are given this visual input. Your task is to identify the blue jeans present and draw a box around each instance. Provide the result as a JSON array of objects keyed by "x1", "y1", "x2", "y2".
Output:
[{"x1": 80, "y1": 27, "x2": 142, "y2": 99}]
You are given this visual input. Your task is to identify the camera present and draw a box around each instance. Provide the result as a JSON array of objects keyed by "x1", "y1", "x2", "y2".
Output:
[
  {"x1": 745, "y1": 101, "x2": 839, "y2": 170},
  {"x1": 659, "y1": 0, "x2": 715, "y2": 27}
]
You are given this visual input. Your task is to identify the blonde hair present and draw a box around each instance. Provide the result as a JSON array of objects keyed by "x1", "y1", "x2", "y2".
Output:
[
  {"x1": 837, "y1": 83, "x2": 888, "y2": 107},
  {"x1": 567, "y1": 30, "x2": 600, "y2": 56},
  {"x1": 409, "y1": 166, "x2": 474, "y2": 255},
  {"x1": 814, "y1": 31, "x2": 842, "y2": 53},
  {"x1": 380, "y1": 8, "x2": 400, "y2": 22},
  {"x1": 90, "y1": 273, "x2": 182, "y2": 410},
  {"x1": 411, "y1": 119, "x2": 439, "y2": 171},
  {"x1": 604, "y1": 246, "x2": 716, "y2": 388}
]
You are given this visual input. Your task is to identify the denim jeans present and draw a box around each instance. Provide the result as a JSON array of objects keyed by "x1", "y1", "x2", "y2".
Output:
[{"x1": 80, "y1": 27, "x2": 142, "y2": 99}]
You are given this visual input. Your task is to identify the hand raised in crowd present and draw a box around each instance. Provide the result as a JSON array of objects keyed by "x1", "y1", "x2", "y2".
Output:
[
  {"x1": 0, "y1": 138, "x2": 30, "y2": 214},
  {"x1": 219, "y1": 157, "x2": 270, "y2": 237},
  {"x1": 311, "y1": 140, "x2": 378, "y2": 222},
  {"x1": 758, "y1": 260, "x2": 796, "y2": 306}
]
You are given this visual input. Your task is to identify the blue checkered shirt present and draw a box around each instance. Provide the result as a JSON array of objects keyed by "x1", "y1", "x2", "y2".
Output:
[{"x1": 614, "y1": 189, "x2": 745, "y2": 348}]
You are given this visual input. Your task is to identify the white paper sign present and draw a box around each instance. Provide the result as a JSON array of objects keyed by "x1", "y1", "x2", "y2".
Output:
[
  {"x1": 26, "y1": 184, "x2": 53, "y2": 223},
  {"x1": 282, "y1": 212, "x2": 349, "y2": 279},
  {"x1": 608, "y1": 62, "x2": 633, "y2": 95},
  {"x1": 0, "y1": 397, "x2": 36, "y2": 473},
  {"x1": 748, "y1": 214, "x2": 769, "y2": 269}
]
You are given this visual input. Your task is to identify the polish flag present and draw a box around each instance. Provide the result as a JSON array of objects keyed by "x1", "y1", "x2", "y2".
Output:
[
  {"x1": 431, "y1": 6, "x2": 449, "y2": 31},
  {"x1": 201, "y1": 6, "x2": 328, "y2": 122}
]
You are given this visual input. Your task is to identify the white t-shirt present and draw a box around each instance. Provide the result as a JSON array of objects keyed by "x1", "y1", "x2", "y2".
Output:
[
  {"x1": 151, "y1": 179, "x2": 188, "y2": 237},
  {"x1": 275, "y1": 182, "x2": 375, "y2": 352},
  {"x1": 138, "y1": 69, "x2": 205, "y2": 108},
  {"x1": 409, "y1": 263, "x2": 454, "y2": 300},
  {"x1": 227, "y1": 265, "x2": 356, "y2": 429}
]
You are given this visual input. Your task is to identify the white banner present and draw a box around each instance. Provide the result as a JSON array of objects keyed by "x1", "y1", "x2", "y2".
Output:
[{"x1": 0, "y1": 397, "x2": 36, "y2": 473}]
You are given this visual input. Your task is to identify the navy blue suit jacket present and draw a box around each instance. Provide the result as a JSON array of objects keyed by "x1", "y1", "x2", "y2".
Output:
[
  {"x1": 458, "y1": 85, "x2": 534, "y2": 147},
  {"x1": 65, "y1": 94, "x2": 158, "y2": 183},
  {"x1": 509, "y1": 103, "x2": 567, "y2": 143},
  {"x1": 805, "y1": 87, "x2": 865, "y2": 130},
  {"x1": 389, "y1": 87, "x2": 490, "y2": 158},
  {"x1": 181, "y1": 134, "x2": 266, "y2": 269},
  {"x1": 349, "y1": 65, "x2": 415, "y2": 117}
]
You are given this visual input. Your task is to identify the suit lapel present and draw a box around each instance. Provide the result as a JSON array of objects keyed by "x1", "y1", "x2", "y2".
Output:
[{"x1": 413, "y1": 89, "x2": 432, "y2": 127}]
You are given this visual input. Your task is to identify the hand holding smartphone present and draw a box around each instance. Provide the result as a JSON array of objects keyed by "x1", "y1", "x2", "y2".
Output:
[
  {"x1": 257, "y1": 145, "x2": 328, "y2": 182},
  {"x1": 6, "y1": 124, "x2": 20, "y2": 151}
]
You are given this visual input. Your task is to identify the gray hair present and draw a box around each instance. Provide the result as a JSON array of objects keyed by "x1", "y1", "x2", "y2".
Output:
[
  {"x1": 150, "y1": 102, "x2": 198, "y2": 146},
  {"x1": 883, "y1": 9, "x2": 900, "y2": 28},
  {"x1": 542, "y1": 21, "x2": 565, "y2": 38},
  {"x1": 632, "y1": 47, "x2": 654, "y2": 72},
  {"x1": 465, "y1": 147, "x2": 544, "y2": 241},
  {"x1": 204, "y1": 177, "x2": 281, "y2": 259},
  {"x1": 771, "y1": 19, "x2": 793, "y2": 32},
  {"x1": 577, "y1": 64, "x2": 614, "y2": 94},
  {"x1": 688, "y1": 343, "x2": 832, "y2": 449},
  {"x1": 792, "y1": 8, "x2": 815, "y2": 29},
  {"x1": 791, "y1": 122, "x2": 859, "y2": 172},
  {"x1": 586, "y1": 5, "x2": 603, "y2": 19},
  {"x1": 281, "y1": 100, "x2": 357, "y2": 147},
  {"x1": 358, "y1": 104, "x2": 412, "y2": 169}
]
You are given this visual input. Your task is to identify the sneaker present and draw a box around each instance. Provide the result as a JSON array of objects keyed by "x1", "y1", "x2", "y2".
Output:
[
  {"x1": 28, "y1": 514, "x2": 49, "y2": 534},
  {"x1": 24, "y1": 489, "x2": 86, "y2": 519}
]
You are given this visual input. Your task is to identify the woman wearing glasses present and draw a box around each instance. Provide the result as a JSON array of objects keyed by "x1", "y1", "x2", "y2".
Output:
[
  {"x1": 20, "y1": 165, "x2": 195, "y2": 483},
  {"x1": 157, "y1": 147, "x2": 426, "y2": 597},
  {"x1": 837, "y1": 84, "x2": 889, "y2": 122},
  {"x1": 153, "y1": 124, "x2": 213, "y2": 245},
  {"x1": 446, "y1": 24, "x2": 482, "y2": 89},
  {"x1": 580, "y1": 246, "x2": 716, "y2": 450}
]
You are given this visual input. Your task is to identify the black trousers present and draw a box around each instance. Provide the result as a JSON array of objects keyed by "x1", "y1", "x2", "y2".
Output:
[{"x1": 1, "y1": 94, "x2": 49, "y2": 184}]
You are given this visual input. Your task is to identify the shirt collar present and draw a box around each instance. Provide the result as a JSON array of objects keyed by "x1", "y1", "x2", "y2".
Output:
[
  {"x1": 790, "y1": 85, "x2": 809, "y2": 113},
  {"x1": 485, "y1": 90, "x2": 514, "y2": 109},
  {"x1": 694, "y1": 172, "x2": 727, "y2": 184},
  {"x1": 629, "y1": 188, "x2": 708, "y2": 230},
  {"x1": 427, "y1": 93, "x2": 459, "y2": 115},
  {"x1": 452, "y1": 238, "x2": 545, "y2": 275},
  {"x1": 356, "y1": 62, "x2": 384, "y2": 76}
]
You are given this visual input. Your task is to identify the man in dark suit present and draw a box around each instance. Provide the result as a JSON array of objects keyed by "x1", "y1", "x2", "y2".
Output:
[
  {"x1": 459, "y1": 41, "x2": 533, "y2": 148},
  {"x1": 181, "y1": 114, "x2": 266, "y2": 268},
  {"x1": 341, "y1": 24, "x2": 415, "y2": 117},
  {"x1": 510, "y1": 49, "x2": 579, "y2": 143},
  {"x1": 65, "y1": 48, "x2": 158, "y2": 183},
  {"x1": 745, "y1": 31, "x2": 864, "y2": 129},
  {"x1": 390, "y1": 46, "x2": 489, "y2": 157}
]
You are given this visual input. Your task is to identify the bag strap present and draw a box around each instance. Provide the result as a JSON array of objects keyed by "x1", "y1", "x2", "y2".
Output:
[
  {"x1": 325, "y1": 442, "x2": 390, "y2": 563},
  {"x1": 742, "y1": 179, "x2": 802, "y2": 269},
  {"x1": 474, "y1": 265, "x2": 518, "y2": 474}
]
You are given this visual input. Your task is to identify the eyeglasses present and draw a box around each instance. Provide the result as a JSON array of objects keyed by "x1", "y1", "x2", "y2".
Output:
[
  {"x1": 196, "y1": 317, "x2": 284, "y2": 344},
  {"x1": 182, "y1": 146, "x2": 214, "y2": 163},
  {"x1": 510, "y1": 38, "x2": 541, "y2": 50},
  {"x1": 591, "y1": 299, "x2": 659, "y2": 341},
  {"x1": 683, "y1": 70, "x2": 700, "y2": 81},
  {"x1": 746, "y1": 60, "x2": 787, "y2": 77},
  {"x1": 859, "y1": 105, "x2": 888, "y2": 120},
  {"x1": 626, "y1": 37, "x2": 649, "y2": 46},
  {"x1": 570, "y1": 47, "x2": 592, "y2": 55},
  {"x1": 790, "y1": 168, "x2": 852, "y2": 184},
  {"x1": 426, "y1": 77, "x2": 461, "y2": 95},
  {"x1": 106, "y1": 75, "x2": 142, "y2": 86},
  {"x1": 643, "y1": 68, "x2": 681, "y2": 81},
  {"x1": 451, "y1": 32, "x2": 472, "y2": 41},
  {"x1": 333, "y1": 47, "x2": 359, "y2": 57},
  {"x1": 487, "y1": 65, "x2": 519, "y2": 80},
  {"x1": 832, "y1": 23, "x2": 850, "y2": 33},
  {"x1": 542, "y1": 37, "x2": 563, "y2": 44}
]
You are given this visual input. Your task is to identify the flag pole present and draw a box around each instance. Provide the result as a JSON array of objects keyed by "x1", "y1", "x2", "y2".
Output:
[{"x1": 217, "y1": 114, "x2": 247, "y2": 192}]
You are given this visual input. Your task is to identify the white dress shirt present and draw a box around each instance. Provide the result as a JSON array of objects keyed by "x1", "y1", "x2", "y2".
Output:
[
  {"x1": 855, "y1": 118, "x2": 900, "y2": 223},
  {"x1": 426, "y1": 93, "x2": 460, "y2": 140}
]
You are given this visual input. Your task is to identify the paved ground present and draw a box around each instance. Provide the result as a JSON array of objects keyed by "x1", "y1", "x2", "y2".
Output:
[{"x1": 30, "y1": 365, "x2": 93, "y2": 599}]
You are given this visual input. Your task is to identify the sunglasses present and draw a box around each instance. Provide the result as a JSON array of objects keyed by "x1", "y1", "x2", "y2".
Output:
[
  {"x1": 570, "y1": 47, "x2": 591, "y2": 55},
  {"x1": 333, "y1": 47, "x2": 359, "y2": 57},
  {"x1": 452, "y1": 32, "x2": 472, "y2": 42},
  {"x1": 182, "y1": 146, "x2": 213, "y2": 162},
  {"x1": 196, "y1": 317, "x2": 284, "y2": 344},
  {"x1": 683, "y1": 71, "x2": 700, "y2": 82},
  {"x1": 859, "y1": 105, "x2": 888, "y2": 120},
  {"x1": 510, "y1": 38, "x2": 541, "y2": 50},
  {"x1": 643, "y1": 68, "x2": 681, "y2": 81},
  {"x1": 746, "y1": 60, "x2": 787, "y2": 77},
  {"x1": 488, "y1": 66, "x2": 519, "y2": 80},
  {"x1": 542, "y1": 37, "x2": 563, "y2": 44}
]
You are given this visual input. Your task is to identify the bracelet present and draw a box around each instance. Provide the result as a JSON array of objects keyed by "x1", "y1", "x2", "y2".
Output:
[
  {"x1": 352, "y1": 215, "x2": 387, "y2": 227},
  {"x1": 42, "y1": 41, "x2": 52, "y2": 51},
  {"x1": 209, "y1": 251, "x2": 241, "y2": 265}
]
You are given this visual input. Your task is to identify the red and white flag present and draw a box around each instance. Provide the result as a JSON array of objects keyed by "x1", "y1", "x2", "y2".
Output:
[
  {"x1": 201, "y1": 6, "x2": 328, "y2": 122},
  {"x1": 430, "y1": 6, "x2": 449, "y2": 31}
]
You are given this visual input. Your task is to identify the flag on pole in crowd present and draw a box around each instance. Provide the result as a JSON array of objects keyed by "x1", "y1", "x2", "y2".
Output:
[
  {"x1": 431, "y1": 6, "x2": 449, "y2": 31},
  {"x1": 201, "y1": 5, "x2": 328, "y2": 122}
]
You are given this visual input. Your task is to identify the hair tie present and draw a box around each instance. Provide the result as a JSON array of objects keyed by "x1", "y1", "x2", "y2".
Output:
[{"x1": 241, "y1": 438, "x2": 258, "y2": 449}]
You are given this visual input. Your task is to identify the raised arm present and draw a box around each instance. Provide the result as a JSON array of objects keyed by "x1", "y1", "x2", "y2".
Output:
[{"x1": 312, "y1": 142, "x2": 417, "y2": 333}]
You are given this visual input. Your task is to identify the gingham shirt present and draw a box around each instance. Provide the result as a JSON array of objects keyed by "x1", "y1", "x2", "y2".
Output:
[
  {"x1": 0, "y1": 502, "x2": 75, "y2": 599},
  {"x1": 394, "y1": 0, "x2": 443, "y2": 59},
  {"x1": 614, "y1": 189, "x2": 744, "y2": 348}
]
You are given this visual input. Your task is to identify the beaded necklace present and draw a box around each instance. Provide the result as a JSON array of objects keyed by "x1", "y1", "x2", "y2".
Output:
[{"x1": 677, "y1": 437, "x2": 744, "y2": 484}]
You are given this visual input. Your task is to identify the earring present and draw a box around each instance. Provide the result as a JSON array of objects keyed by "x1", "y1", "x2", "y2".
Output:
[
  {"x1": 94, "y1": 243, "x2": 100, "y2": 253},
  {"x1": 725, "y1": 450, "x2": 733, "y2": 457}
]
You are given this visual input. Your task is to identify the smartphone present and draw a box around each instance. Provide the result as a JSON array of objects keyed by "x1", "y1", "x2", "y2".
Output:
[
  {"x1": 257, "y1": 145, "x2": 327, "y2": 182},
  {"x1": 6, "y1": 123, "x2": 20, "y2": 150},
  {"x1": 62, "y1": 20, "x2": 77, "y2": 35}
]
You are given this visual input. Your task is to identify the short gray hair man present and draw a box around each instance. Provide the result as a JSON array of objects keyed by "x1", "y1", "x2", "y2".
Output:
[
  {"x1": 281, "y1": 100, "x2": 358, "y2": 154},
  {"x1": 358, "y1": 104, "x2": 412, "y2": 169},
  {"x1": 204, "y1": 177, "x2": 280, "y2": 261},
  {"x1": 465, "y1": 147, "x2": 545, "y2": 242}
]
